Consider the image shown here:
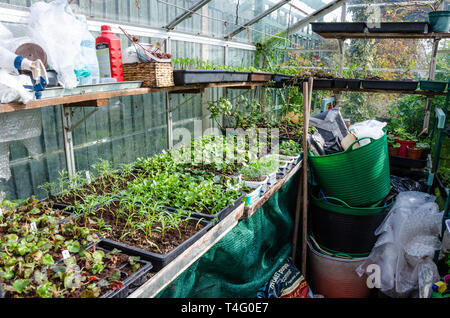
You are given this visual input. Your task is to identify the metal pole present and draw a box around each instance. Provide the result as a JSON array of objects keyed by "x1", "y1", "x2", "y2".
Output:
[
  {"x1": 423, "y1": 38, "x2": 441, "y2": 133},
  {"x1": 61, "y1": 105, "x2": 76, "y2": 177},
  {"x1": 165, "y1": 37, "x2": 173, "y2": 149}
]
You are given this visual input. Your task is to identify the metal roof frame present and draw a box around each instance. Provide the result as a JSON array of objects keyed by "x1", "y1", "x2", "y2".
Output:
[
  {"x1": 164, "y1": 0, "x2": 212, "y2": 31},
  {"x1": 0, "y1": 4, "x2": 256, "y2": 51},
  {"x1": 283, "y1": 0, "x2": 347, "y2": 37},
  {"x1": 226, "y1": 0, "x2": 292, "y2": 39}
]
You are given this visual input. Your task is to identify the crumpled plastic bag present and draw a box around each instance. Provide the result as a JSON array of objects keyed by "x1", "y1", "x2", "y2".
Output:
[
  {"x1": 356, "y1": 191, "x2": 443, "y2": 298},
  {"x1": 349, "y1": 120, "x2": 387, "y2": 147},
  {"x1": 28, "y1": 0, "x2": 85, "y2": 89},
  {"x1": 391, "y1": 175, "x2": 427, "y2": 193},
  {"x1": 0, "y1": 70, "x2": 33, "y2": 104},
  {"x1": 0, "y1": 22, "x2": 12, "y2": 41},
  {"x1": 309, "y1": 108, "x2": 348, "y2": 154}
]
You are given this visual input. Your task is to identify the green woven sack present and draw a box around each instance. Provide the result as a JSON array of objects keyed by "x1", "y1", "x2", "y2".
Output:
[{"x1": 309, "y1": 131, "x2": 391, "y2": 207}]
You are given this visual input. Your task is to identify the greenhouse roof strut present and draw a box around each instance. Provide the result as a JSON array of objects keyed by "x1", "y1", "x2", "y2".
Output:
[
  {"x1": 283, "y1": 0, "x2": 347, "y2": 36},
  {"x1": 164, "y1": 0, "x2": 212, "y2": 30},
  {"x1": 227, "y1": 0, "x2": 292, "y2": 39}
]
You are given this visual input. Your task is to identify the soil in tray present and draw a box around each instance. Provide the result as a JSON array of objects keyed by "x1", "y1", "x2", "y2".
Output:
[
  {"x1": 242, "y1": 176, "x2": 267, "y2": 182},
  {"x1": 47, "y1": 173, "x2": 140, "y2": 207},
  {"x1": 75, "y1": 204, "x2": 206, "y2": 255}
]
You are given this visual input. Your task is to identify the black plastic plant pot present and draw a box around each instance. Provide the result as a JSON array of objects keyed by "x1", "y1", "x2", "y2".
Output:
[
  {"x1": 362, "y1": 79, "x2": 418, "y2": 91},
  {"x1": 389, "y1": 155, "x2": 427, "y2": 169},
  {"x1": 99, "y1": 218, "x2": 213, "y2": 272},
  {"x1": 367, "y1": 22, "x2": 429, "y2": 34},
  {"x1": 420, "y1": 80, "x2": 448, "y2": 92},
  {"x1": 347, "y1": 79, "x2": 361, "y2": 89},
  {"x1": 313, "y1": 78, "x2": 334, "y2": 89},
  {"x1": 173, "y1": 70, "x2": 227, "y2": 85},
  {"x1": 166, "y1": 194, "x2": 245, "y2": 223},
  {"x1": 311, "y1": 22, "x2": 366, "y2": 34},
  {"x1": 310, "y1": 194, "x2": 391, "y2": 254}
]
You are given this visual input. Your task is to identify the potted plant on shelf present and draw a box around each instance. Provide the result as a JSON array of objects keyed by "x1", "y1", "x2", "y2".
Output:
[
  {"x1": 240, "y1": 161, "x2": 271, "y2": 194},
  {"x1": 388, "y1": 142, "x2": 402, "y2": 157},
  {"x1": 407, "y1": 142, "x2": 431, "y2": 160},
  {"x1": 428, "y1": 0, "x2": 450, "y2": 33},
  {"x1": 391, "y1": 128, "x2": 418, "y2": 157}
]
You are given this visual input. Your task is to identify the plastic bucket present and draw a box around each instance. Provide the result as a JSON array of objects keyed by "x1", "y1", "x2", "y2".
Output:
[
  {"x1": 311, "y1": 194, "x2": 392, "y2": 254},
  {"x1": 429, "y1": 11, "x2": 450, "y2": 33},
  {"x1": 308, "y1": 130, "x2": 391, "y2": 207},
  {"x1": 307, "y1": 236, "x2": 371, "y2": 298}
]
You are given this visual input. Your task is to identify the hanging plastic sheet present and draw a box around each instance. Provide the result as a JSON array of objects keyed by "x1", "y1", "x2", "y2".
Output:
[
  {"x1": 28, "y1": 0, "x2": 85, "y2": 89},
  {"x1": 0, "y1": 109, "x2": 42, "y2": 181}
]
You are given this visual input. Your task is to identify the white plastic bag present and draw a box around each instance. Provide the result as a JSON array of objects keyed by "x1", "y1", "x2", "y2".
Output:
[
  {"x1": 0, "y1": 70, "x2": 33, "y2": 104},
  {"x1": 349, "y1": 120, "x2": 387, "y2": 147},
  {"x1": 0, "y1": 22, "x2": 12, "y2": 41},
  {"x1": 74, "y1": 15, "x2": 100, "y2": 85},
  {"x1": 356, "y1": 191, "x2": 443, "y2": 298},
  {"x1": 28, "y1": 0, "x2": 85, "y2": 89}
]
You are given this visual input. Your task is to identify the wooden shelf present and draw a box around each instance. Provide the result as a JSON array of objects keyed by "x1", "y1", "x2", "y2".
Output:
[
  {"x1": 317, "y1": 32, "x2": 450, "y2": 40},
  {"x1": 1, "y1": 79, "x2": 446, "y2": 115},
  {"x1": 0, "y1": 81, "x2": 269, "y2": 114}
]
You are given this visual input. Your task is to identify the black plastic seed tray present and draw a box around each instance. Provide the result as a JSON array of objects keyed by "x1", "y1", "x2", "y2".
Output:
[
  {"x1": 52, "y1": 243, "x2": 152, "y2": 299},
  {"x1": 367, "y1": 22, "x2": 429, "y2": 34},
  {"x1": 95, "y1": 242, "x2": 154, "y2": 298},
  {"x1": 173, "y1": 70, "x2": 228, "y2": 85},
  {"x1": 225, "y1": 71, "x2": 251, "y2": 82},
  {"x1": 273, "y1": 74, "x2": 294, "y2": 83},
  {"x1": 313, "y1": 78, "x2": 334, "y2": 89},
  {"x1": 362, "y1": 79, "x2": 418, "y2": 91},
  {"x1": 99, "y1": 217, "x2": 213, "y2": 272},
  {"x1": 165, "y1": 194, "x2": 244, "y2": 223},
  {"x1": 311, "y1": 22, "x2": 367, "y2": 34}
]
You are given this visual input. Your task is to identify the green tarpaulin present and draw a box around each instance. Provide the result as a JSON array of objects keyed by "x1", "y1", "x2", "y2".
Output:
[{"x1": 157, "y1": 175, "x2": 300, "y2": 298}]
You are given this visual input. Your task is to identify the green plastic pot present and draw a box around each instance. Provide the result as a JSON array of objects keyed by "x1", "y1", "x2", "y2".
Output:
[
  {"x1": 311, "y1": 194, "x2": 393, "y2": 216},
  {"x1": 420, "y1": 80, "x2": 448, "y2": 92},
  {"x1": 309, "y1": 130, "x2": 392, "y2": 207},
  {"x1": 429, "y1": 11, "x2": 450, "y2": 33}
]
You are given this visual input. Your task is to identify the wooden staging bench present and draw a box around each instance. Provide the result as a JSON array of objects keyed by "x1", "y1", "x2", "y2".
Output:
[{"x1": 0, "y1": 81, "x2": 269, "y2": 114}]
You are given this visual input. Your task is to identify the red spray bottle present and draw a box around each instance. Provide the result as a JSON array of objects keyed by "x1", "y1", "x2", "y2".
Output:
[{"x1": 96, "y1": 25, "x2": 124, "y2": 82}]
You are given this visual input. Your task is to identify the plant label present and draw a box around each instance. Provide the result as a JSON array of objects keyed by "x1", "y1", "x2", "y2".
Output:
[
  {"x1": 85, "y1": 171, "x2": 92, "y2": 182},
  {"x1": 0, "y1": 208, "x2": 3, "y2": 217},
  {"x1": 62, "y1": 250, "x2": 71, "y2": 260},
  {"x1": 30, "y1": 222, "x2": 37, "y2": 231}
]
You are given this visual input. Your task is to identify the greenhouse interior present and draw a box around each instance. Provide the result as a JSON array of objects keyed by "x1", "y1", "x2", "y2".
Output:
[{"x1": 0, "y1": 0, "x2": 449, "y2": 302}]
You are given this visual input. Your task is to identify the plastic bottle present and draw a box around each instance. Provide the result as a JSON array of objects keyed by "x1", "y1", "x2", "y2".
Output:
[
  {"x1": 75, "y1": 15, "x2": 100, "y2": 85},
  {"x1": 95, "y1": 25, "x2": 124, "y2": 82}
]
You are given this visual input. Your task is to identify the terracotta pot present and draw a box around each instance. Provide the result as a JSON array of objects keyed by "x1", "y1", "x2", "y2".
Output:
[
  {"x1": 388, "y1": 146, "x2": 399, "y2": 157},
  {"x1": 395, "y1": 138, "x2": 416, "y2": 157},
  {"x1": 307, "y1": 239, "x2": 370, "y2": 298},
  {"x1": 407, "y1": 145, "x2": 423, "y2": 160}
]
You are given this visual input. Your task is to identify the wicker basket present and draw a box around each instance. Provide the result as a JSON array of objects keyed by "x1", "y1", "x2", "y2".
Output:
[{"x1": 123, "y1": 62, "x2": 174, "y2": 88}]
